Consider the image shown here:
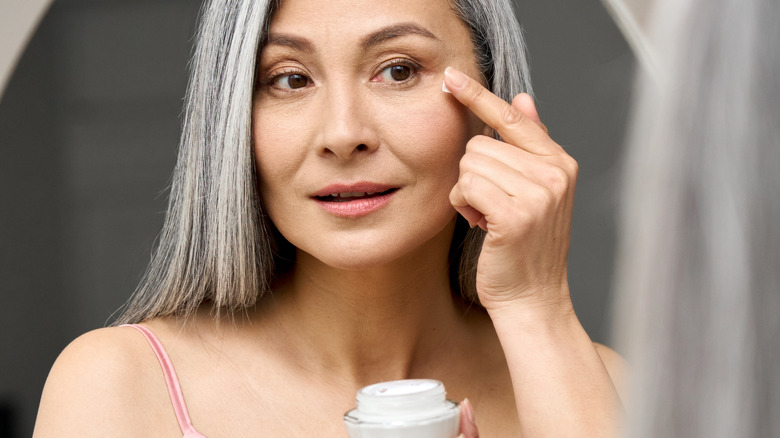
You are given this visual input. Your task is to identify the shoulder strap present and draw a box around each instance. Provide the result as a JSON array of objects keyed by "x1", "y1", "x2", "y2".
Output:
[{"x1": 122, "y1": 324, "x2": 207, "y2": 437}]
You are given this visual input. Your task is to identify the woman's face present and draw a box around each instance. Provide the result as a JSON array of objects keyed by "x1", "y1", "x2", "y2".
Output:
[{"x1": 253, "y1": 0, "x2": 485, "y2": 270}]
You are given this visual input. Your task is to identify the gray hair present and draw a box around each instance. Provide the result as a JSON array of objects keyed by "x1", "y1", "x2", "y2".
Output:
[
  {"x1": 613, "y1": 0, "x2": 780, "y2": 436},
  {"x1": 115, "y1": 0, "x2": 532, "y2": 324}
]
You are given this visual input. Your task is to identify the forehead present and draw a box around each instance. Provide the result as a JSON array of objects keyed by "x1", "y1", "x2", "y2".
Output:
[{"x1": 268, "y1": 0, "x2": 470, "y2": 46}]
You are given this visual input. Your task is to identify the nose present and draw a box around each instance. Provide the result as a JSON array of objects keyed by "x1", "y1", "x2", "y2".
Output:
[{"x1": 315, "y1": 86, "x2": 379, "y2": 160}]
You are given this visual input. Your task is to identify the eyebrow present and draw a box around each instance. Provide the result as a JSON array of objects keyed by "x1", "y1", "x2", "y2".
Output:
[
  {"x1": 361, "y1": 23, "x2": 440, "y2": 50},
  {"x1": 265, "y1": 34, "x2": 315, "y2": 53},
  {"x1": 264, "y1": 23, "x2": 439, "y2": 54}
]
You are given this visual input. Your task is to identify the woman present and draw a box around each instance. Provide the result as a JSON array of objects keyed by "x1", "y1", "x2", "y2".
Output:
[{"x1": 34, "y1": 0, "x2": 624, "y2": 436}]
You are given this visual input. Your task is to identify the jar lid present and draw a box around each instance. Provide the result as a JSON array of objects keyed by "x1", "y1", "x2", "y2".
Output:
[{"x1": 345, "y1": 379, "x2": 459, "y2": 425}]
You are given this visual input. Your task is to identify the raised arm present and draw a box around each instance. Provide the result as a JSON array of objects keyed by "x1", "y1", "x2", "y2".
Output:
[{"x1": 444, "y1": 66, "x2": 623, "y2": 437}]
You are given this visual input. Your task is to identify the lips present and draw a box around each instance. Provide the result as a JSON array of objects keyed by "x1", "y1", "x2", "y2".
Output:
[
  {"x1": 312, "y1": 182, "x2": 399, "y2": 217},
  {"x1": 315, "y1": 189, "x2": 398, "y2": 202}
]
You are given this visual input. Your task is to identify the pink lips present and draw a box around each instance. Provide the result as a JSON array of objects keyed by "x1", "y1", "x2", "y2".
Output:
[{"x1": 313, "y1": 182, "x2": 398, "y2": 218}]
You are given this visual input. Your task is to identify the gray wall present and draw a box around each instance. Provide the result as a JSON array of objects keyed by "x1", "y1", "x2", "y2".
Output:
[{"x1": 0, "y1": 0, "x2": 633, "y2": 436}]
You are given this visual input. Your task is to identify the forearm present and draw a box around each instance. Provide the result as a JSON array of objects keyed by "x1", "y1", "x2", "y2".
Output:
[{"x1": 488, "y1": 297, "x2": 622, "y2": 437}]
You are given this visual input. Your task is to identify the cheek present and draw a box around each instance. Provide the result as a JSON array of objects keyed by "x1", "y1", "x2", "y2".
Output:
[
  {"x1": 252, "y1": 104, "x2": 308, "y2": 197},
  {"x1": 378, "y1": 94, "x2": 475, "y2": 177}
]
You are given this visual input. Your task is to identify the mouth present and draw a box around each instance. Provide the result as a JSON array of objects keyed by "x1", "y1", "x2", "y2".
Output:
[
  {"x1": 312, "y1": 183, "x2": 399, "y2": 218},
  {"x1": 314, "y1": 188, "x2": 398, "y2": 203}
]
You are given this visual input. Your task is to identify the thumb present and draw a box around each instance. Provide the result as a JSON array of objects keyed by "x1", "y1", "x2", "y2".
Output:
[{"x1": 512, "y1": 93, "x2": 549, "y2": 134}]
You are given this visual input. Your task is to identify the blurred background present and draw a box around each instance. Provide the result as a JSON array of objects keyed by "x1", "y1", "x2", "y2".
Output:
[{"x1": 0, "y1": 0, "x2": 634, "y2": 436}]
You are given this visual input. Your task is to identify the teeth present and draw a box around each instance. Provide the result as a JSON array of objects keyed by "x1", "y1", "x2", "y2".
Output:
[{"x1": 321, "y1": 190, "x2": 388, "y2": 199}]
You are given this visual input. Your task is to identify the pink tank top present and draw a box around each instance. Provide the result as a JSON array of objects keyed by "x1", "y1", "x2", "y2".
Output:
[{"x1": 123, "y1": 324, "x2": 208, "y2": 438}]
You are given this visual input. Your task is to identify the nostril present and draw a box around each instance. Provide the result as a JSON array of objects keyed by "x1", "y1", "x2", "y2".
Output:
[{"x1": 322, "y1": 143, "x2": 372, "y2": 158}]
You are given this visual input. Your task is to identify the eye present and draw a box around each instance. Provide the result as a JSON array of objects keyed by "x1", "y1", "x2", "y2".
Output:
[
  {"x1": 273, "y1": 73, "x2": 310, "y2": 90},
  {"x1": 382, "y1": 65, "x2": 412, "y2": 81},
  {"x1": 373, "y1": 60, "x2": 419, "y2": 83}
]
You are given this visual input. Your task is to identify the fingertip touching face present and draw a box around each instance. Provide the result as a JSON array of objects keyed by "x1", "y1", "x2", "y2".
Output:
[{"x1": 252, "y1": 0, "x2": 485, "y2": 270}]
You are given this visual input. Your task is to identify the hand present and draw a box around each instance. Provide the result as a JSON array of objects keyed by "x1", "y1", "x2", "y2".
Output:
[
  {"x1": 444, "y1": 66, "x2": 578, "y2": 314},
  {"x1": 458, "y1": 398, "x2": 480, "y2": 438}
]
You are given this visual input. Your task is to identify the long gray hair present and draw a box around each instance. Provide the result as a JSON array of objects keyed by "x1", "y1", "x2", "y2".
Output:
[
  {"x1": 114, "y1": 0, "x2": 532, "y2": 324},
  {"x1": 613, "y1": 0, "x2": 780, "y2": 436}
]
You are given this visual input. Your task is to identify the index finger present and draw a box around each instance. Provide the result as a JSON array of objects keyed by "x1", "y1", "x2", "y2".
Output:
[{"x1": 443, "y1": 66, "x2": 557, "y2": 155}]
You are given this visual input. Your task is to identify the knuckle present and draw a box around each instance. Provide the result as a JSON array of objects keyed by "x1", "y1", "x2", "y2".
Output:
[
  {"x1": 458, "y1": 154, "x2": 473, "y2": 173},
  {"x1": 448, "y1": 186, "x2": 460, "y2": 204},
  {"x1": 465, "y1": 135, "x2": 493, "y2": 154},
  {"x1": 506, "y1": 208, "x2": 535, "y2": 237},
  {"x1": 465, "y1": 138, "x2": 480, "y2": 154},
  {"x1": 466, "y1": 82, "x2": 486, "y2": 105},
  {"x1": 546, "y1": 166, "x2": 570, "y2": 196},
  {"x1": 531, "y1": 185, "x2": 555, "y2": 210},
  {"x1": 501, "y1": 104, "x2": 524, "y2": 125},
  {"x1": 460, "y1": 150, "x2": 486, "y2": 171},
  {"x1": 563, "y1": 154, "x2": 579, "y2": 177},
  {"x1": 460, "y1": 170, "x2": 477, "y2": 187}
]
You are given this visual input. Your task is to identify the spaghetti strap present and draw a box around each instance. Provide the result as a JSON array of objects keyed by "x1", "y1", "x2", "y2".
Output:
[{"x1": 122, "y1": 324, "x2": 208, "y2": 438}]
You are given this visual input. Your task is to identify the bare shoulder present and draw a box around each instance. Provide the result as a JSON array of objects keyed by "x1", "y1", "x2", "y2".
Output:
[
  {"x1": 34, "y1": 325, "x2": 180, "y2": 437},
  {"x1": 593, "y1": 342, "x2": 628, "y2": 403}
]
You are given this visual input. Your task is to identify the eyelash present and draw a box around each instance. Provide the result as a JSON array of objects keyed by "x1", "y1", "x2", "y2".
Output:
[{"x1": 262, "y1": 57, "x2": 422, "y2": 93}]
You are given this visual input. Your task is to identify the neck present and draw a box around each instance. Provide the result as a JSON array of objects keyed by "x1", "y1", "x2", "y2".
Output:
[{"x1": 255, "y1": 221, "x2": 470, "y2": 387}]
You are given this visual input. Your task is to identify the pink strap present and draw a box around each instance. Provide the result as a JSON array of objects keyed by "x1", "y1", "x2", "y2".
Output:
[{"x1": 122, "y1": 324, "x2": 207, "y2": 437}]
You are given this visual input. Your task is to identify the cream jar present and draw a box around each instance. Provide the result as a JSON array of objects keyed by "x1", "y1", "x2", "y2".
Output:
[{"x1": 344, "y1": 379, "x2": 460, "y2": 438}]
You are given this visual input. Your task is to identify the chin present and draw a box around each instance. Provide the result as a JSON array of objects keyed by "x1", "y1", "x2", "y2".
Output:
[
  {"x1": 292, "y1": 216, "x2": 458, "y2": 273},
  {"x1": 299, "y1": 239, "x2": 419, "y2": 271}
]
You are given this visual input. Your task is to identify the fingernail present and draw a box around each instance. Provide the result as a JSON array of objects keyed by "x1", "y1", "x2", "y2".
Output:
[
  {"x1": 442, "y1": 80, "x2": 451, "y2": 93},
  {"x1": 463, "y1": 398, "x2": 475, "y2": 424},
  {"x1": 444, "y1": 66, "x2": 468, "y2": 90}
]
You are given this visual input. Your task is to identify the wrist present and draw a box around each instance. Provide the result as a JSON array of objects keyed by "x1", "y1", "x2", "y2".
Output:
[
  {"x1": 484, "y1": 293, "x2": 578, "y2": 336},
  {"x1": 481, "y1": 280, "x2": 573, "y2": 316}
]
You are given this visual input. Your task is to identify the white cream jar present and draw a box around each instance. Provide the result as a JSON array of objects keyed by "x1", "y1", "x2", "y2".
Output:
[{"x1": 344, "y1": 379, "x2": 460, "y2": 438}]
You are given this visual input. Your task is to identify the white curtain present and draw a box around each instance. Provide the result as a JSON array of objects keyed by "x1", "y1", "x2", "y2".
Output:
[
  {"x1": 601, "y1": 0, "x2": 657, "y2": 76},
  {"x1": 0, "y1": 0, "x2": 54, "y2": 100}
]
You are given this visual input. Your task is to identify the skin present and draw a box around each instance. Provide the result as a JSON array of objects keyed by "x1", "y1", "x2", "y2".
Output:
[{"x1": 33, "y1": 0, "x2": 625, "y2": 436}]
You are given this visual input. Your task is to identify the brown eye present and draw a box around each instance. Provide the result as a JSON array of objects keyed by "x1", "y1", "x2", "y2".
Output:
[
  {"x1": 390, "y1": 65, "x2": 411, "y2": 81},
  {"x1": 274, "y1": 73, "x2": 310, "y2": 90},
  {"x1": 286, "y1": 74, "x2": 308, "y2": 89},
  {"x1": 377, "y1": 63, "x2": 416, "y2": 82}
]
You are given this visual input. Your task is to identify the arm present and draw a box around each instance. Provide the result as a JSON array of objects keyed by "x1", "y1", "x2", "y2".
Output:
[
  {"x1": 488, "y1": 303, "x2": 623, "y2": 437},
  {"x1": 444, "y1": 66, "x2": 622, "y2": 437}
]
